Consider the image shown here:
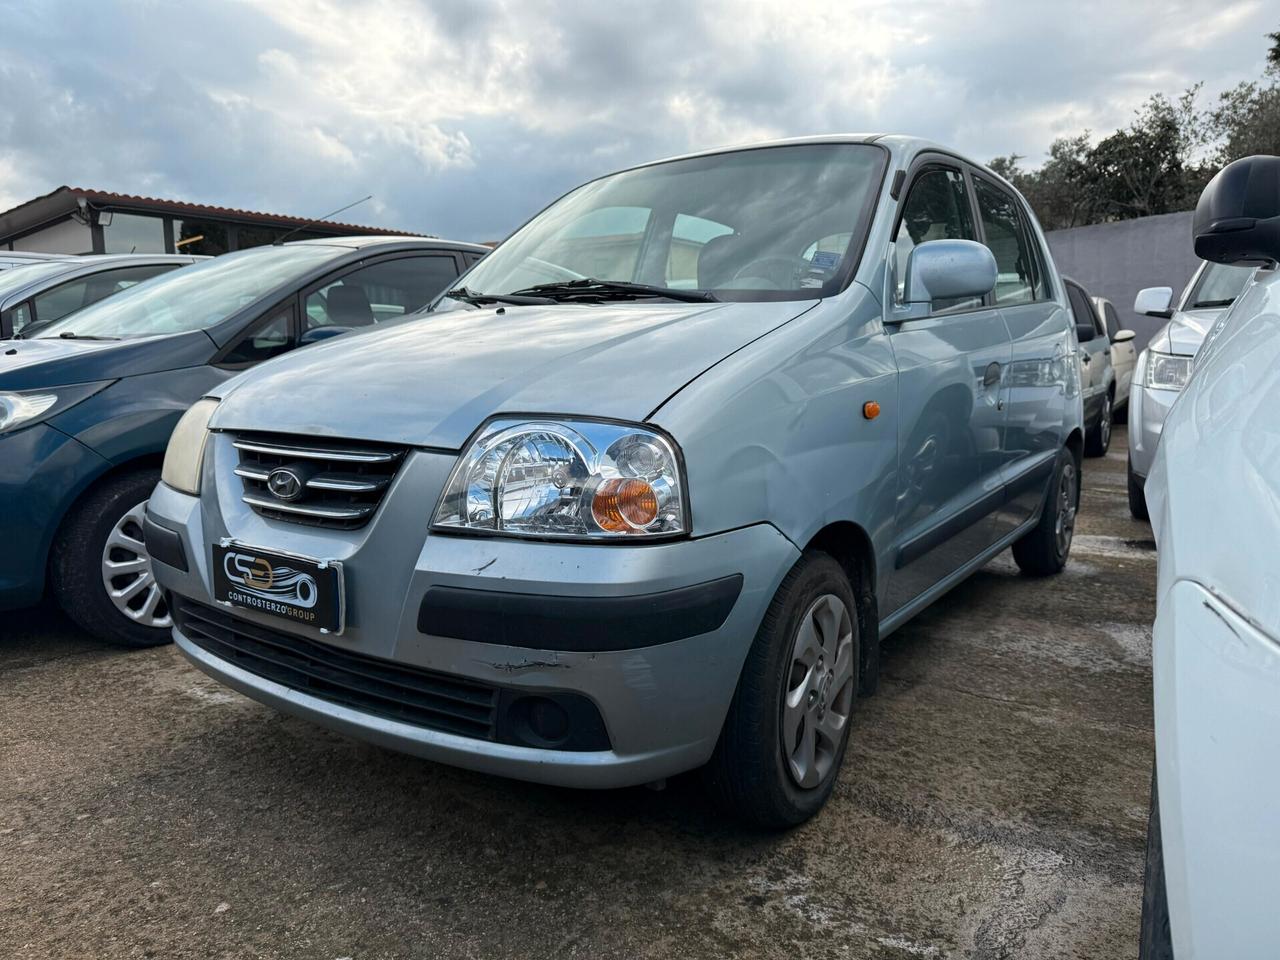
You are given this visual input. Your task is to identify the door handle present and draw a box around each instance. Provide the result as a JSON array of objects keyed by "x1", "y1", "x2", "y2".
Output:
[{"x1": 983, "y1": 361, "x2": 1002, "y2": 387}]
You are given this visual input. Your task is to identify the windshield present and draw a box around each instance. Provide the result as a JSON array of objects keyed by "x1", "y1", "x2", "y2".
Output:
[
  {"x1": 456, "y1": 143, "x2": 887, "y2": 303},
  {"x1": 35, "y1": 244, "x2": 343, "y2": 339},
  {"x1": 1185, "y1": 261, "x2": 1255, "y2": 310},
  {"x1": 0, "y1": 259, "x2": 71, "y2": 296}
]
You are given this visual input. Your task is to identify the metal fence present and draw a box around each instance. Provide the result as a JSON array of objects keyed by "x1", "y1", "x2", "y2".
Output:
[{"x1": 1044, "y1": 210, "x2": 1200, "y2": 350}]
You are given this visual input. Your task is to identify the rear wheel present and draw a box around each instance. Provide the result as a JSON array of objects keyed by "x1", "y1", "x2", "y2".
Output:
[
  {"x1": 1139, "y1": 772, "x2": 1175, "y2": 959},
  {"x1": 1012, "y1": 446, "x2": 1078, "y2": 576},
  {"x1": 704, "y1": 552, "x2": 860, "y2": 828},
  {"x1": 50, "y1": 469, "x2": 172, "y2": 648},
  {"x1": 1085, "y1": 391, "x2": 1112, "y2": 457},
  {"x1": 1128, "y1": 454, "x2": 1150, "y2": 521}
]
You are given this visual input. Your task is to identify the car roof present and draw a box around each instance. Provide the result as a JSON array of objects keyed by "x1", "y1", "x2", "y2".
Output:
[{"x1": 289, "y1": 235, "x2": 490, "y2": 254}]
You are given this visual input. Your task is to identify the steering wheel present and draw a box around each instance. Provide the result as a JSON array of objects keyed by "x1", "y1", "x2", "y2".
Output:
[{"x1": 730, "y1": 255, "x2": 814, "y2": 290}]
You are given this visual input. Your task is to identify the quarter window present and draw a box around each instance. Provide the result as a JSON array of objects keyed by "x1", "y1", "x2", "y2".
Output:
[
  {"x1": 221, "y1": 305, "x2": 293, "y2": 366},
  {"x1": 1, "y1": 301, "x2": 32, "y2": 336},
  {"x1": 304, "y1": 255, "x2": 460, "y2": 331},
  {"x1": 894, "y1": 167, "x2": 980, "y2": 313},
  {"x1": 974, "y1": 178, "x2": 1046, "y2": 305}
]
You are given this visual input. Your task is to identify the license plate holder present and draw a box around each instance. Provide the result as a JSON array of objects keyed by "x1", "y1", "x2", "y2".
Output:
[{"x1": 212, "y1": 541, "x2": 345, "y2": 634}]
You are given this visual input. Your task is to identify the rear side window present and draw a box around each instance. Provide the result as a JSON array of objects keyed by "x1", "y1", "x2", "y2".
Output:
[
  {"x1": 305, "y1": 255, "x2": 460, "y2": 330},
  {"x1": 894, "y1": 166, "x2": 980, "y2": 313},
  {"x1": 974, "y1": 178, "x2": 1047, "y2": 305}
]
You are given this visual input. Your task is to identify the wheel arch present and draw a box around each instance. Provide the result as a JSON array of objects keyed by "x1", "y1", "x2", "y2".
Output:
[{"x1": 803, "y1": 520, "x2": 880, "y2": 696}]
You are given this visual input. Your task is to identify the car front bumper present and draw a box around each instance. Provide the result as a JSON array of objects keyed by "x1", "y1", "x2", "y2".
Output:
[
  {"x1": 146, "y1": 435, "x2": 800, "y2": 788},
  {"x1": 0, "y1": 422, "x2": 110, "y2": 609},
  {"x1": 1154, "y1": 579, "x2": 1280, "y2": 956},
  {"x1": 1127, "y1": 357, "x2": 1182, "y2": 480}
]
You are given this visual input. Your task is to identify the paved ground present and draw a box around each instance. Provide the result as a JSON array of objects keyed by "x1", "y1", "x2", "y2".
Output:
[{"x1": 1, "y1": 428, "x2": 1156, "y2": 959}]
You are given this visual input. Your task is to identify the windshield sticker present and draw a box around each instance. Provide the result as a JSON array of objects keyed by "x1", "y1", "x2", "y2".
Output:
[{"x1": 810, "y1": 250, "x2": 840, "y2": 270}]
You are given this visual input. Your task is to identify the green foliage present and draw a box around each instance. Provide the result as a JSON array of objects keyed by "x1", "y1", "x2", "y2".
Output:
[{"x1": 990, "y1": 29, "x2": 1278, "y2": 230}]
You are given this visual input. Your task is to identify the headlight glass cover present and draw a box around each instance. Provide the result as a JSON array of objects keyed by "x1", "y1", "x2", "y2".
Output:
[
  {"x1": 161, "y1": 398, "x2": 219, "y2": 495},
  {"x1": 0, "y1": 381, "x2": 111, "y2": 435},
  {"x1": 433, "y1": 418, "x2": 687, "y2": 539},
  {"x1": 1144, "y1": 350, "x2": 1193, "y2": 392}
]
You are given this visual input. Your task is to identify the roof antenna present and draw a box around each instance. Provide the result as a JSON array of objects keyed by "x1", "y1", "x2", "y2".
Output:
[{"x1": 274, "y1": 194, "x2": 373, "y2": 246}]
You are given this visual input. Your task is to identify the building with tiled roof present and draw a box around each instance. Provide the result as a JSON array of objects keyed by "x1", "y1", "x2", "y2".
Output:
[{"x1": 0, "y1": 186, "x2": 422, "y2": 257}]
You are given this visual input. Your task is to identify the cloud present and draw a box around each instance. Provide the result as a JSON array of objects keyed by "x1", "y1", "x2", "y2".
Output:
[{"x1": 0, "y1": 0, "x2": 1271, "y2": 240}]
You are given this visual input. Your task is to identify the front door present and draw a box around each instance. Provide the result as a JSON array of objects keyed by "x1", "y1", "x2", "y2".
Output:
[{"x1": 883, "y1": 163, "x2": 1012, "y2": 617}]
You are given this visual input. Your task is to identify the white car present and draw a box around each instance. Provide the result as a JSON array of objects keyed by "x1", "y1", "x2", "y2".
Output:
[
  {"x1": 1090, "y1": 295, "x2": 1137, "y2": 409},
  {"x1": 1140, "y1": 154, "x2": 1280, "y2": 958}
]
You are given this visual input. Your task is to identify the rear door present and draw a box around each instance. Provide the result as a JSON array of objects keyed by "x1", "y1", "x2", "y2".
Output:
[
  {"x1": 1066, "y1": 282, "x2": 1108, "y2": 423},
  {"x1": 972, "y1": 174, "x2": 1072, "y2": 537},
  {"x1": 883, "y1": 160, "x2": 1012, "y2": 616}
]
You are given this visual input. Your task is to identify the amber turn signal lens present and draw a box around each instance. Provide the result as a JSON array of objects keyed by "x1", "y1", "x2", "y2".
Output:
[
  {"x1": 863, "y1": 401, "x2": 880, "y2": 420},
  {"x1": 592, "y1": 478, "x2": 659, "y2": 532}
]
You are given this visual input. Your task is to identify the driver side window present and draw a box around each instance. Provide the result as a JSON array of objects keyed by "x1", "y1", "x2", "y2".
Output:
[{"x1": 894, "y1": 167, "x2": 980, "y2": 313}]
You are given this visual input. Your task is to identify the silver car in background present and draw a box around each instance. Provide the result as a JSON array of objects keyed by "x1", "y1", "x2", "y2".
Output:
[
  {"x1": 1090, "y1": 295, "x2": 1136, "y2": 411},
  {"x1": 149, "y1": 135, "x2": 1084, "y2": 827},
  {"x1": 1127, "y1": 260, "x2": 1254, "y2": 518}
]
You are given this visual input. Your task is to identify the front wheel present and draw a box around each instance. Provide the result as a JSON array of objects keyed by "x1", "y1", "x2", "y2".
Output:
[
  {"x1": 50, "y1": 469, "x2": 172, "y2": 648},
  {"x1": 704, "y1": 552, "x2": 860, "y2": 828},
  {"x1": 1085, "y1": 392, "x2": 1112, "y2": 457},
  {"x1": 1011, "y1": 446, "x2": 1078, "y2": 576}
]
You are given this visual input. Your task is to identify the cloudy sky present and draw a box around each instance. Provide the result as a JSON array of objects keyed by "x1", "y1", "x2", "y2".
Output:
[{"x1": 0, "y1": 0, "x2": 1272, "y2": 241}]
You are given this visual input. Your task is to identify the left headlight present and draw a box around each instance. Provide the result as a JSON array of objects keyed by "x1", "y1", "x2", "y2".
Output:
[
  {"x1": 433, "y1": 418, "x2": 687, "y2": 540},
  {"x1": 0, "y1": 381, "x2": 112, "y2": 435},
  {"x1": 161, "y1": 398, "x2": 219, "y2": 495},
  {"x1": 1144, "y1": 350, "x2": 1193, "y2": 392}
]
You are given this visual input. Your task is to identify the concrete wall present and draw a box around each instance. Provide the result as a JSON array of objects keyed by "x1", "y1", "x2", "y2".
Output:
[
  {"x1": 1045, "y1": 211, "x2": 1201, "y2": 350},
  {"x1": 10, "y1": 218, "x2": 93, "y2": 255}
]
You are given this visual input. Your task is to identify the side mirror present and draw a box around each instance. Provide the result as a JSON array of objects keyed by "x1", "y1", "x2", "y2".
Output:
[
  {"x1": 902, "y1": 239, "x2": 997, "y2": 308},
  {"x1": 1193, "y1": 155, "x2": 1280, "y2": 265},
  {"x1": 300, "y1": 325, "x2": 352, "y2": 346},
  {"x1": 1114, "y1": 329, "x2": 1136, "y2": 343},
  {"x1": 1134, "y1": 287, "x2": 1173, "y2": 318}
]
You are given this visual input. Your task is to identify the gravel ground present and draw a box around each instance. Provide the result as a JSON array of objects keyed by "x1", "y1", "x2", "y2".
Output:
[{"x1": 0, "y1": 427, "x2": 1155, "y2": 959}]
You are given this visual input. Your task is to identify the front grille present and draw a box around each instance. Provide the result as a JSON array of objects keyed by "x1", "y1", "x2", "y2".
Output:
[
  {"x1": 232, "y1": 432, "x2": 406, "y2": 529},
  {"x1": 174, "y1": 599, "x2": 498, "y2": 740}
]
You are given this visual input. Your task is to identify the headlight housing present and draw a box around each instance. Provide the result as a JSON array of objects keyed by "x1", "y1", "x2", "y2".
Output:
[
  {"x1": 161, "y1": 398, "x2": 219, "y2": 495},
  {"x1": 1144, "y1": 350, "x2": 1193, "y2": 392},
  {"x1": 433, "y1": 418, "x2": 687, "y2": 540},
  {"x1": 0, "y1": 381, "x2": 111, "y2": 434}
]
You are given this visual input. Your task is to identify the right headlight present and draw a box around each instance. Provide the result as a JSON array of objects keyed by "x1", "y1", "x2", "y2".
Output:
[
  {"x1": 161, "y1": 398, "x2": 219, "y2": 495},
  {"x1": 1144, "y1": 350, "x2": 1193, "y2": 392},
  {"x1": 433, "y1": 417, "x2": 687, "y2": 540}
]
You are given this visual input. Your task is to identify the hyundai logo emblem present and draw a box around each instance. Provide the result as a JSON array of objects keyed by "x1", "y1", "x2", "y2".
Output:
[{"x1": 267, "y1": 468, "x2": 304, "y2": 502}]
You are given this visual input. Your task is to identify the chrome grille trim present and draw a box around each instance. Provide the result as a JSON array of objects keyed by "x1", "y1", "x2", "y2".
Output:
[
  {"x1": 232, "y1": 439, "x2": 401, "y2": 464},
  {"x1": 233, "y1": 432, "x2": 406, "y2": 530},
  {"x1": 240, "y1": 494, "x2": 374, "y2": 521}
]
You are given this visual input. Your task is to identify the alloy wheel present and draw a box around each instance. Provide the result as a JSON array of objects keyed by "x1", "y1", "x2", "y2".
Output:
[
  {"x1": 100, "y1": 500, "x2": 170, "y2": 629},
  {"x1": 1055, "y1": 463, "x2": 1078, "y2": 557},
  {"x1": 1100, "y1": 395, "x2": 1112, "y2": 448},
  {"x1": 781, "y1": 593, "x2": 855, "y2": 789}
]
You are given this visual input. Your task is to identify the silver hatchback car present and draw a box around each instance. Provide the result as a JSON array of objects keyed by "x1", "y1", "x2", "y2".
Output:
[{"x1": 149, "y1": 136, "x2": 1084, "y2": 826}]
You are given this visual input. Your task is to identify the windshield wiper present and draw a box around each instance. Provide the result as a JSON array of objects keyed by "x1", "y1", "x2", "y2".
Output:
[
  {"x1": 1192, "y1": 298, "x2": 1235, "y2": 308},
  {"x1": 443, "y1": 287, "x2": 553, "y2": 307},
  {"x1": 507, "y1": 278, "x2": 720, "y2": 304},
  {"x1": 54, "y1": 332, "x2": 121, "y2": 341}
]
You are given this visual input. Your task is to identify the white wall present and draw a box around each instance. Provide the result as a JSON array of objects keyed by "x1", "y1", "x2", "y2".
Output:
[{"x1": 11, "y1": 219, "x2": 93, "y2": 254}]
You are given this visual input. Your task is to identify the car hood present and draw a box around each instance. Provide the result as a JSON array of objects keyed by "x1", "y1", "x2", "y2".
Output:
[
  {"x1": 0, "y1": 331, "x2": 215, "y2": 390},
  {"x1": 1147, "y1": 307, "x2": 1224, "y2": 357},
  {"x1": 211, "y1": 299, "x2": 814, "y2": 448}
]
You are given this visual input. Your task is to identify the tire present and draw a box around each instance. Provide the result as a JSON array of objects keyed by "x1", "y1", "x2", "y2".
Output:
[
  {"x1": 1085, "y1": 391, "x2": 1113, "y2": 457},
  {"x1": 1139, "y1": 772, "x2": 1175, "y2": 959},
  {"x1": 1128, "y1": 454, "x2": 1150, "y2": 521},
  {"x1": 1011, "y1": 446, "x2": 1078, "y2": 576},
  {"x1": 50, "y1": 468, "x2": 173, "y2": 649},
  {"x1": 704, "y1": 551, "x2": 861, "y2": 828}
]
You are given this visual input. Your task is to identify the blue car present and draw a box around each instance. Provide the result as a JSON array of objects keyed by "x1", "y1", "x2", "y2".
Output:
[{"x1": 0, "y1": 236, "x2": 486, "y2": 646}]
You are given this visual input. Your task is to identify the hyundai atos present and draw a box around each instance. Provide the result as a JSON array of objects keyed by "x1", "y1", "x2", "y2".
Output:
[{"x1": 149, "y1": 136, "x2": 1084, "y2": 826}]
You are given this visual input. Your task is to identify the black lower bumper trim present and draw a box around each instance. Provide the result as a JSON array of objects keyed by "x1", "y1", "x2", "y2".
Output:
[
  {"x1": 418, "y1": 574, "x2": 744, "y2": 651},
  {"x1": 143, "y1": 514, "x2": 188, "y2": 573}
]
